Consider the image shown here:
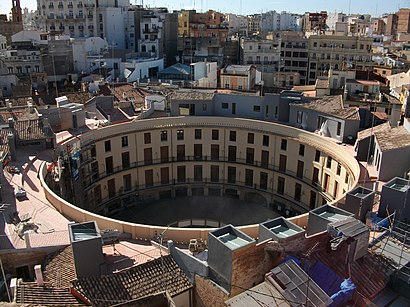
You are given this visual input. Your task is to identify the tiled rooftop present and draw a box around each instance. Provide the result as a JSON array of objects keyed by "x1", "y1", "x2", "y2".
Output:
[
  {"x1": 111, "y1": 84, "x2": 146, "y2": 103},
  {"x1": 357, "y1": 122, "x2": 391, "y2": 141},
  {"x1": 169, "y1": 91, "x2": 215, "y2": 101},
  {"x1": 71, "y1": 255, "x2": 192, "y2": 307},
  {"x1": 43, "y1": 246, "x2": 76, "y2": 288},
  {"x1": 15, "y1": 119, "x2": 53, "y2": 141},
  {"x1": 374, "y1": 125, "x2": 410, "y2": 151},
  {"x1": 292, "y1": 95, "x2": 360, "y2": 120},
  {"x1": 15, "y1": 282, "x2": 84, "y2": 306}
]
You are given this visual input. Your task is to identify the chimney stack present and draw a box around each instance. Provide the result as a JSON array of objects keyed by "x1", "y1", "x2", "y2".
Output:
[{"x1": 34, "y1": 265, "x2": 44, "y2": 286}]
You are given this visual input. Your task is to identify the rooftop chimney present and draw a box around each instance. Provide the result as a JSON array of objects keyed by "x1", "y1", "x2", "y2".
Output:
[{"x1": 34, "y1": 265, "x2": 44, "y2": 286}]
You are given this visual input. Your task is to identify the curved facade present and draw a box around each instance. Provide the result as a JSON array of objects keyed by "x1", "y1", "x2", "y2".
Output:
[{"x1": 53, "y1": 116, "x2": 360, "y2": 233}]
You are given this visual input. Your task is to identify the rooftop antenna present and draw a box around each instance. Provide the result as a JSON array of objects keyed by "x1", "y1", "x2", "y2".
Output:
[{"x1": 348, "y1": 0, "x2": 351, "y2": 15}]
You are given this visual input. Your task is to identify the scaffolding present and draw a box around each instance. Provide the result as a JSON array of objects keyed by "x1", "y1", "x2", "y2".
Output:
[{"x1": 369, "y1": 212, "x2": 410, "y2": 285}]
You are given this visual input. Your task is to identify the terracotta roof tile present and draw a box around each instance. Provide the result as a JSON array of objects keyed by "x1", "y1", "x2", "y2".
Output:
[
  {"x1": 374, "y1": 125, "x2": 410, "y2": 152},
  {"x1": 291, "y1": 95, "x2": 360, "y2": 120},
  {"x1": 15, "y1": 283, "x2": 85, "y2": 306},
  {"x1": 71, "y1": 255, "x2": 192, "y2": 307},
  {"x1": 43, "y1": 246, "x2": 76, "y2": 288}
]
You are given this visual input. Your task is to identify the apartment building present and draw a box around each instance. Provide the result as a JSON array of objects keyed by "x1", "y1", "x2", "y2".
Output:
[
  {"x1": 178, "y1": 9, "x2": 228, "y2": 66},
  {"x1": 247, "y1": 14, "x2": 261, "y2": 35},
  {"x1": 224, "y1": 13, "x2": 248, "y2": 36},
  {"x1": 220, "y1": 65, "x2": 257, "y2": 91},
  {"x1": 307, "y1": 35, "x2": 373, "y2": 84},
  {"x1": 135, "y1": 7, "x2": 178, "y2": 66},
  {"x1": 397, "y1": 8, "x2": 410, "y2": 34},
  {"x1": 280, "y1": 31, "x2": 308, "y2": 85},
  {"x1": 260, "y1": 11, "x2": 301, "y2": 33},
  {"x1": 240, "y1": 37, "x2": 281, "y2": 73},
  {"x1": 36, "y1": 0, "x2": 133, "y2": 49},
  {"x1": 302, "y1": 11, "x2": 327, "y2": 33}
]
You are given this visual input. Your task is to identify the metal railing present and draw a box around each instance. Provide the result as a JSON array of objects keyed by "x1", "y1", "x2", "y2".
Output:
[{"x1": 81, "y1": 155, "x2": 331, "y2": 198}]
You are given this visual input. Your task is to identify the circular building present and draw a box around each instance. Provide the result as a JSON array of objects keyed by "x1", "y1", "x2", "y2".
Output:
[{"x1": 43, "y1": 116, "x2": 360, "y2": 241}]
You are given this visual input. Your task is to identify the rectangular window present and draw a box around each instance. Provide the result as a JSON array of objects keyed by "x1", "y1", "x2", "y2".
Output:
[
  {"x1": 195, "y1": 129, "x2": 202, "y2": 140},
  {"x1": 337, "y1": 163, "x2": 341, "y2": 175},
  {"x1": 177, "y1": 145, "x2": 185, "y2": 161},
  {"x1": 327, "y1": 157, "x2": 332, "y2": 169},
  {"x1": 122, "y1": 152, "x2": 130, "y2": 169},
  {"x1": 160, "y1": 146, "x2": 169, "y2": 163},
  {"x1": 324, "y1": 173, "x2": 330, "y2": 192},
  {"x1": 297, "y1": 111, "x2": 303, "y2": 124},
  {"x1": 228, "y1": 145, "x2": 236, "y2": 162},
  {"x1": 262, "y1": 135, "x2": 269, "y2": 147},
  {"x1": 144, "y1": 132, "x2": 151, "y2": 144},
  {"x1": 107, "y1": 179, "x2": 116, "y2": 198},
  {"x1": 194, "y1": 165, "x2": 202, "y2": 181},
  {"x1": 345, "y1": 173, "x2": 349, "y2": 184},
  {"x1": 123, "y1": 174, "x2": 132, "y2": 192},
  {"x1": 228, "y1": 166, "x2": 236, "y2": 183},
  {"x1": 105, "y1": 156, "x2": 113, "y2": 174},
  {"x1": 334, "y1": 181, "x2": 339, "y2": 198},
  {"x1": 177, "y1": 130, "x2": 184, "y2": 140},
  {"x1": 281, "y1": 139, "x2": 287, "y2": 150},
  {"x1": 211, "y1": 165, "x2": 219, "y2": 182},
  {"x1": 247, "y1": 133, "x2": 254, "y2": 144},
  {"x1": 246, "y1": 148, "x2": 254, "y2": 164},
  {"x1": 121, "y1": 136, "x2": 128, "y2": 147},
  {"x1": 145, "y1": 169, "x2": 154, "y2": 187},
  {"x1": 245, "y1": 169, "x2": 253, "y2": 186},
  {"x1": 309, "y1": 191, "x2": 316, "y2": 209},
  {"x1": 260, "y1": 172, "x2": 268, "y2": 190},
  {"x1": 277, "y1": 177, "x2": 285, "y2": 195},
  {"x1": 194, "y1": 144, "x2": 202, "y2": 160},
  {"x1": 221, "y1": 102, "x2": 229, "y2": 109},
  {"x1": 253, "y1": 105, "x2": 261, "y2": 112},
  {"x1": 144, "y1": 148, "x2": 152, "y2": 165},
  {"x1": 279, "y1": 154, "x2": 287, "y2": 172},
  {"x1": 177, "y1": 166, "x2": 186, "y2": 182},
  {"x1": 312, "y1": 167, "x2": 319, "y2": 185},
  {"x1": 229, "y1": 131, "x2": 236, "y2": 142},
  {"x1": 337, "y1": 122, "x2": 341, "y2": 136},
  {"x1": 297, "y1": 160, "x2": 304, "y2": 179},
  {"x1": 160, "y1": 167, "x2": 169, "y2": 184},
  {"x1": 94, "y1": 185, "x2": 102, "y2": 204},
  {"x1": 211, "y1": 144, "x2": 219, "y2": 161},
  {"x1": 299, "y1": 144, "x2": 305, "y2": 156},
  {"x1": 315, "y1": 150, "x2": 320, "y2": 162},
  {"x1": 294, "y1": 183, "x2": 302, "y2": 202},
  {"x1": 212, "y1": 129, "x2": 219, "y2": 140},
  {"x1": 105, "y1": 140, "x2": 111, "y2": 152},
  {"x1": 160, "y1": 130, "x2": 167, "y2": 141},
  {"x1": 261, "y1": 150, "x2": 269, "y2": 168}
]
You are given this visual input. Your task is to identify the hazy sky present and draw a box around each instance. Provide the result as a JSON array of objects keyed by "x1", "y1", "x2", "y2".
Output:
[{"x1": 1, "y1": 0, "x2": 409, "y2": 16}]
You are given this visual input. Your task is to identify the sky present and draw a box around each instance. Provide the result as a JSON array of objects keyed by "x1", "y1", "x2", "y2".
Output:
[{"x1": 0, "y1": 0, "x2": 409, "y2": 16}]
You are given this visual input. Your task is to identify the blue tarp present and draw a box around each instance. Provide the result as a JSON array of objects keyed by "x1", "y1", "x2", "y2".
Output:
[
  {"x1": 367, "y1": 212, "x2": 390, "y2": 231},
  {"x1": 282, "y1": 256, "x2": 356, "y2": 307},
  {"x1": 330, "y1": 278, "x2": 356, "y2": 307}
]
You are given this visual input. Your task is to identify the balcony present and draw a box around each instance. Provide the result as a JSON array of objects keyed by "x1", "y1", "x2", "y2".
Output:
[
  {"x1": 68, "y1": 4, "x2": 73, "y2": 8},
  {"x1": 76, "y1": 15, "x2": 84, "y2": 19},
  {"x1": 47, "y1": 15, "x2": 55, "y2": 19},
  {"x1": 56, "y1": 15, "x2": 65, "y2": 19},
  {"x1": 143, "y1": 28, "x2": 159, "y2": 34},
  {"x1": 87, "y1": 15, "x2": 93, "y2": 19},
  {"x1": 58, "y1": 4, "x2": 63, "y2": 9},
  {"x1": 84, "y1": 3, "x2": 95, "y2": 8}
]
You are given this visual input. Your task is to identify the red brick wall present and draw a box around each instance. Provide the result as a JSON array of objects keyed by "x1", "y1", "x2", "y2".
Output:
[{"x1": 194, "y1": 275, "x2": 229, "y2": 307}]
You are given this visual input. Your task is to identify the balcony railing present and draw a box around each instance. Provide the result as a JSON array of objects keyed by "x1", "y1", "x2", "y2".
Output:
[
  {"x1": 91, "y1": 178, "x2": 320, "y2": 216},
  {"x1": 81, "y1": 155, "x2": 329, "y2": 198}
]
